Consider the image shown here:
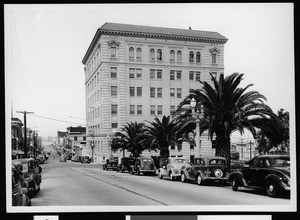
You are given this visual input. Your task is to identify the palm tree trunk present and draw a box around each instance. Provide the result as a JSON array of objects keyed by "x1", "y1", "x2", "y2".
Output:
[{"x1": 215, "y1": 136, "x2": 231, "y2": 169}]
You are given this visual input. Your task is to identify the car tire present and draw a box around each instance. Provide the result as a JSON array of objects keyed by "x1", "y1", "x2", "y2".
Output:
[
  {"x1": 266, "y1": 180, "x2": 278, "y2": 198},
  {"x1": 196, "y1": 174, "x2": 202, "y2": 185},
  {"x1": 232, "y1": 177, "x2": 239, "y2": 191},
  {"x1": 181, "y1": 172, "x2": 186, "y2": 182}
]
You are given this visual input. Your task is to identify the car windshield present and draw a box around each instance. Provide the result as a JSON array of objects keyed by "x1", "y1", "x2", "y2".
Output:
[
  {"x1": 270, "y1": 157, "x2": 290, "y2": 167},
  {"x1": 209, "y1": 159, "x2": 225, "y2": 165},
  {"x1": 174, "y1": 159, "x2": 187, "y2": 163}
]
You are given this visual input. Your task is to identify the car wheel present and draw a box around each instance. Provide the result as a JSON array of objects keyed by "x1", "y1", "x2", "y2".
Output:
[
  {"x1": 170, "y1": 172, "x2": 174, "y2": 181},
  {"x1": 196, "y1": 174, "x2": 202, "y2": 185},
  {"x1": 232, "y1": 177, "x2": 239, "y2": 191},
  {"x1": 266, "y1": 180, "x2": 278, "y2": 198},
  {"x1": 181, "y1": 172, "x2": 186, "y2": 182}
]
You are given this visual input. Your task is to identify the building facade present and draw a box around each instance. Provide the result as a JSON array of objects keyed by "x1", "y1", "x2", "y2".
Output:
[
  {"x1": 82, "y1": 22, "x2": 228, "y2": 162},
  {"x1": 11, "y1": 117, "x2": 24, "y2": 159},
  {"x1": 65, "y1": 126, "x2": 88, "y2": 159}
]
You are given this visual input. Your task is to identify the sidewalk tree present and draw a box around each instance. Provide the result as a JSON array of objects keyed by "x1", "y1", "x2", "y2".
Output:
[
  {"x1": 178, "y1": 72, "x2": 278, "y2": 168},
  {"x1": 111, "y1": 121, "x2": 149, "y2": 158}
]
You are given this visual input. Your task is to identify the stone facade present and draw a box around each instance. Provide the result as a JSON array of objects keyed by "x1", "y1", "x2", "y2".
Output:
[{"x1": 82, "y1": 23, "x2": 227, "y2": 162}]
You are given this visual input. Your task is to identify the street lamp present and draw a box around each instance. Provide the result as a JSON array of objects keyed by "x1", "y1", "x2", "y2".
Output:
[{"x1": 190, "y1": 98, "x2": 204, "y2": 158}]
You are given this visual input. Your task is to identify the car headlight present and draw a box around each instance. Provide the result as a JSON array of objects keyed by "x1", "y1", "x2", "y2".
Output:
[{"x1": 214, "y1": 169, "x2": 223, "y2": 178}]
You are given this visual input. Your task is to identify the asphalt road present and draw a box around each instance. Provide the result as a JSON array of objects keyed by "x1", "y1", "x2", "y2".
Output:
[{"x1": 30, "y1": 155, "x2": 291, "y2": 210}]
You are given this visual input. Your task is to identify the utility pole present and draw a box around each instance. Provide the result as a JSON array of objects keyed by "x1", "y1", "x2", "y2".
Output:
[
  {"x1": 240, "y1": 139, "x2": 244, "y2": 160},
  {"x1": 16, "y1": 111, "x2": 34, "y2": 158}
]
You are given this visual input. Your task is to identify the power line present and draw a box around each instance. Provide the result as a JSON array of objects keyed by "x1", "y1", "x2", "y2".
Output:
[{"x1": 28, "y1": 114, "x2": 86, "y2": 126}]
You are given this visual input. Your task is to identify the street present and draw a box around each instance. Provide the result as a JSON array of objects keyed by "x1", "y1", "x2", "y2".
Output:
[{"x1": 31, "y1": 154, "x2": 290, "y2": 208}]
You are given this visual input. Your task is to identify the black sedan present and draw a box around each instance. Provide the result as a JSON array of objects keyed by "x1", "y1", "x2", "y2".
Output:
[{"x1": 228, "y1": 154, "x2": 290, "y2": 197}]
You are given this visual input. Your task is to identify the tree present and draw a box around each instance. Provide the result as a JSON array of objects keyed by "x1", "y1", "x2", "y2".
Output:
[
  {"x1": 146, "y1": 115, "x2": 180, "y2": 161},
  {"x1": 256, "y1": 109, "x2": 289, "y2": 154},
  {"x1": 111, "y1": 121, "x2": 149, "y2": 158},
  {"x1": 178, "y1": 72, "x2": 278, "y2": 168}
]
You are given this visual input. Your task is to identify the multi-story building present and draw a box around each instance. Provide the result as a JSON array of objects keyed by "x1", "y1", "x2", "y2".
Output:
[
  {"x1": 11, "y1": 117, "x2": 24, "y2": 159},
  {"x1": 82, "y1": 22, "x2": 227, "y2": 162},
  {"x1": 65, "y1": 126, "x2": 88, "y2": 159}
]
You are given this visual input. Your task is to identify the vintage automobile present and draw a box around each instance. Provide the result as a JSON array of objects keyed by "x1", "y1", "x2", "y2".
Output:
[
  {"x1": 180, "y1": 156, "x2": 229, "y2": 185},
  {"x1": 228, "y1": 154, "x2": 290, "y2": 197},
  {"x1": 12, "y1": 164, "x2": 31, "y2": 206},
  {"x1": 13, "y1": 158, "x2": 42, "y2": 197},
  {"x1": 81, "y1": 156, "x2": 91, "y2": 163},
  {"x1": 117, "y1": 157, "x2": 136, "y2": 173},
  {"x1": 103, "y1": 157, "x2": 118, "y2": 171},
  {"x1": 129, "y1": 157, "x2": 156, "y2": 175},
  {"x1": 158, "y1": 157, "x2": 190, "y2": 180}
]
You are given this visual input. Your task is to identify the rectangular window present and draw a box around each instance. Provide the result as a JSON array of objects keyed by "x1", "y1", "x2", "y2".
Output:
[
  {"x1": 170, "y1": 105, "x2": 176, "y2": 115},
  {"x1": 74, "y1": 137, "x2": 77, "y2": 141},
  {"x1": 130, "y1": 87, "x2": 135, "y2": 97},
  {"x1": 130, "y1": 105, "x2": 135, "y2": 115},
  {"x1": 157, "y1": 70, "x2": 162, "y2": 79},
  {"x1": 137, "y1": 105, "x2": 142, "y2": 115},
  {"x1": 212, "y1": 54, "x2": 217, "y2": 64},
  {"x1": 150, "y1": 69, "x2": 155, "y2": 79},
  {"x1": 170, "y1": 70, "x2": 175, "y2": 80},
  {"x1": 111, "y1": 86, "x2": 118, "y2": 96},
  {"x1": 170, "y1": 88, "x2": 175, "y2": 97},
  {"x1": 157, "y1": 105, "x2": 163, "y2": 115},
  {"x1": 137, "y1": 87, "x2": 142, "y2": 97},
  {"x1": 157, "y1": 88, "x2": 162, "y2": 98},
  {"x1": 111, "y1": 123, "x2": 118, "y2": 129},
  {"x1": 189, "y1": 71, "x2": 194, "y2": 80},
  {"x1": 177, "y1": 88, "x2": 182, "y2": 98},
  {"x1": 129, "y1": 68, "x2": 135, "y2": 78},
  {"x1": 196, "y1": 72, "x2": 201, "y2": 81},
  {"x1": 150, "y1": 105, "x2": 155, "y2": 115},
  {"x1": 150, "y1": 87, "x2": 155, "y2": 98},
  {"x1": 177, "y1": 71, "x2": 182, "y2": 80},
  {"x1": 111, "y1": 104, "x2": 118, "y2": 115},
  {"x1": 110, "y1": 67, "x2": 117, "y2": 78},
  {"x1": 136, "y1": 69, "x2": 142, "y2": 78}
]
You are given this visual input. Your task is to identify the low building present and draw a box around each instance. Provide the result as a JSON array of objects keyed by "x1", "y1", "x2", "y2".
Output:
[
  {"x1": 11, "y1": 117, "x2": 24, "y2": 159},
  {"x1": 66, "y1": 126, "x2": 87, "y2": 159}
]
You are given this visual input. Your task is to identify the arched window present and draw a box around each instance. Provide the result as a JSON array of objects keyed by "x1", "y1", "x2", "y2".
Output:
[
  {"x1": 157, "y1": 49, "x2": 162, "y2": 61},
  {"x1": 129, "y1": 47, "x2": 134, "y2": 59},
  {"x1": 189, "y1": 51, "x2": 194, "y2": 63},
  {"x1": 177, "y1": 50, "x2": 182, "y2": 63},
  {"x1": 136, "y1": 47, "x2": 142, "y2": 60},
  {"x1": 196, "y1": 52, "x2": 201, "y2": 63},
  {"x1": 212, "y1": 53, "x2": 217, "y2": 64},
  {"x1": 150, "y1": 48, "x2": 155, "y2": 61},
  {"x1": 210, "y1": 48, "x2": 220, "y2": 65},
  {"x1": 170, "y1": 50, "x2": 175, "y2": 62}
]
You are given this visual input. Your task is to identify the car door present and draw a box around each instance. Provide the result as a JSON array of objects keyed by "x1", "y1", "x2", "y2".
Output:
[
  {"x1": 189, "y1": 158, "x2": 201, "y2": 180},
  {"x1": 247, "y1": 157, "x2": 264, "y2": 187}
]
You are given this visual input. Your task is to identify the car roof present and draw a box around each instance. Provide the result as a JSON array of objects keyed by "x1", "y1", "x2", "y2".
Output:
[{"x1": 254, "y1": 154, "x2": 289, "y2": 159}]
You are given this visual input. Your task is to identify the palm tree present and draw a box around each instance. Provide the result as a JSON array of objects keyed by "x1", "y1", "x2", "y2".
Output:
[
  {"x1": 146, "y1": 115, "x2": 180, "y2": 161},
  {"x1": 111, "y1": 121, "x2": 149, "y2": 158},
  {"x1": 178, "y1": 72, "x2": 278, "y2": 168}
]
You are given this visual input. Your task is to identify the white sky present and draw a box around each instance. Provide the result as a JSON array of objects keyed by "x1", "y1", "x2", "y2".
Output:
[{"x1": 5, "y1": 3, "x2": 294, "y2": 137}]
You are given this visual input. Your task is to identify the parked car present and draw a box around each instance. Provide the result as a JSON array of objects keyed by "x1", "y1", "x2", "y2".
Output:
[
  {"x1": 73, "y1": 155, "x2": 82, "y2": 162},
  {"x1": 228, "y1": 154, "x2": 290, "y2": 197},
  {"x1": 129, "y1": 157, "x2": 156, "y2": 175},
  {"x1": 13, "y1": 158, "x2": 42, "y2": 197},
  {"x1": 12, "y1": 164, "x2": 31, "y2": 206},
  {"x1": 103, "y1": 157, "x2": 118, "y2": 170},
  {"x1": 36, "y1": 154, "x2": 45, "y2": 164},
  {"x1": 60, "y1": 154, "x2": 67, "y2": 162},
  {"x1": 158, "y1": 157, "x2": 190, "y2": 180},
  {"x1": 117, "y1": 157, "x2": 136, "y2": 173},
  {"x1": 81, "y1": 156, "x2": 91, "y2": 163},
  {"x1": 180, "y1": 156, "x2": 229, "y2": 185}
]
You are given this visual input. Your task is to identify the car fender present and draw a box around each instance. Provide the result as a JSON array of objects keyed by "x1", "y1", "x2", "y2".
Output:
[
  {"x1": 158, "y1": 168, "x2": 168, "y2": 176},
  {"x1": 180, "y1": 166, "x2": 191, "y2": 179},
  {"x1": 196, "y1": 169, "x2": 205, "y2": 180},
  {"x1": 265, "y1": 174, "x2": 287, "y2": 188},
  {"x1": 228, "y1": 172, "x2": 246, "y2": 187}
]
